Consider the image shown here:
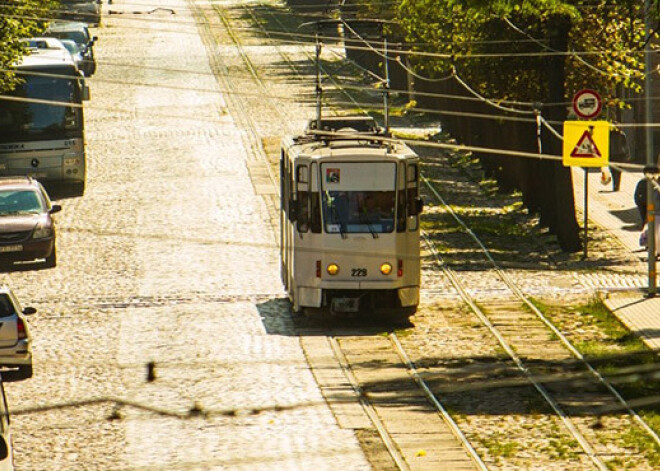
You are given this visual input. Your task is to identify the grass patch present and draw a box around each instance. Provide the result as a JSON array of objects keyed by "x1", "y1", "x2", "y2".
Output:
[
  {"x1": 531, "y1": 296, "x2": 660, "y2": 436},
  {"x1": 481, "y1": 435, "x2": 519, "y2": 459},
  {"x1": 620, "y1": 419, "x2": 660, "y2": 467}
]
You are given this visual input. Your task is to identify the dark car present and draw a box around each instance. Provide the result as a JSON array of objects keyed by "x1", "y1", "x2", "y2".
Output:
[
  {"x1": 0, "y1": 177, "x2": 61, "y2": 268},
  {"x1": 57, "y1": 0, "x2": 102, "y2": 26},
  {"x1": 45, "y1": 21, "x2": 97, "y2": 76}
]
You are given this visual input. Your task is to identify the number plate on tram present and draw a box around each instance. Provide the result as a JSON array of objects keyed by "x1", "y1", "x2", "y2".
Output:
[
  {"x1": 0, "y1": 245, "x2": 22, "y2": 253},
  {"x1": 331, "y1": 298, "x2": 359, "y2": 313}
]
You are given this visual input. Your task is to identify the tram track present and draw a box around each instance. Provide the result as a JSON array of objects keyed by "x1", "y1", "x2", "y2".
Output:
[
  {"x1": 192, "y1": 1, "x2": 487, "y2": 469},
  {"x1": 190, "y1": 1, "x2": 660, "y2": 469}
]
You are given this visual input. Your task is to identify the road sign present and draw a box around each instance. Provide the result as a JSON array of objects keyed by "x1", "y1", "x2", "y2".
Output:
[
  {"x1": 562, "y1": 121, "x2": 610, "y2": 167},
  {"x1": 572, "y1": 89, "x2": 602, "y2": 119}
]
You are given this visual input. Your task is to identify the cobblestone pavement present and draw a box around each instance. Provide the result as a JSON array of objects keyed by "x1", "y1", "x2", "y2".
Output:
[{"x1": 0, "y1": 0, "x2": 370, "y2": 469}]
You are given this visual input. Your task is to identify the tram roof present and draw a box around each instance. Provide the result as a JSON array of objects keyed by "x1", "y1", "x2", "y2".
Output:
[{"x1": 284, "y1": 135, "x2": 416, "y2": 160}]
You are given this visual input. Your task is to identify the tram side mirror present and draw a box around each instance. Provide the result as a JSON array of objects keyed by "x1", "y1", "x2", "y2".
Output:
[
  {"x1": 410, "y1": 196, "x2": 424, "y2": 216},
  {"x1": 82, "y1": 84, "x2": 90, "y2": 101}
]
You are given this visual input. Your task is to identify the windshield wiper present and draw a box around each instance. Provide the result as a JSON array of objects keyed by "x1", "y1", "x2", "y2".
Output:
[{"x1": 360, "y1": 211, "x2": 379, "y2": 239}]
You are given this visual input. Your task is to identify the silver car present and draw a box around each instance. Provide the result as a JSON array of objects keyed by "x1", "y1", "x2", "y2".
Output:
[{"x1": 0, "y1": 286, "x2": 35, "y2": 380}]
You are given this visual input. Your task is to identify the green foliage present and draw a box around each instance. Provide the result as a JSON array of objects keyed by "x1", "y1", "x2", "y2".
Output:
[
  {"x1": 389, "y1": 0, "x2": 650, "y2": 110},
  {"x1": 0, "y1": 0, "x2": 58, "y2": 92}
]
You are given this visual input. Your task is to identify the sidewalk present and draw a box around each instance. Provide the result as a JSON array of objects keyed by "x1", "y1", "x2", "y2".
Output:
[{"x1": 572, "y1": 166, "x2": 660, "y2": 351}]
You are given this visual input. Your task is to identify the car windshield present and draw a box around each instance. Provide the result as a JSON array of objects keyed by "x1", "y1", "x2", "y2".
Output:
[
  {"x1": 61, "y1": 40, "x2": 82, "y2": 55},
  {"x1": 0, "y1": 190, "x2": 44, "y2": 215},
  {"x1": 322, "y1": 190, "x2": 395, "y2": 234},
  {"x1": 49, "y1": 30, "x2": 88, "y2": 45}
]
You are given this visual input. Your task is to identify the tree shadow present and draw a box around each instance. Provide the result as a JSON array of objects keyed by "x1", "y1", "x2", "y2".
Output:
[{"x1": 256, "y1": 298, "x2": 660, "y2": 417}]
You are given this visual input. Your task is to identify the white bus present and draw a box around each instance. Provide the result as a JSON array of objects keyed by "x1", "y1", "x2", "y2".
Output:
[
  {"x1": 0, "y1": 44, "x2": 89, "y2": 196},
  {"x1": 280, "y1": 117, "x2": 423, "y2": 320}
]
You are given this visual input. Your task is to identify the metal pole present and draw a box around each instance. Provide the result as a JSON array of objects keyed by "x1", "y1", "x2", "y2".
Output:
[
  {"x1": 584, "y1": 168, "x2": 588, "y2": 259},
  {"x1": 315, "y1": 32, "x2": 322, "y2": 130},
  {"x1": 644, "y1": 0, "x2": 656, "y2": 296},
  {"x1": 383, "y1": 36, "x2": 390, "y2": 135}
]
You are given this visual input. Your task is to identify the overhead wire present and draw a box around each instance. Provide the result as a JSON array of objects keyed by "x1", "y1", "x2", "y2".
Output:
[{"x1": 0, "y1": 6, "x2": 655, "y2": 59}]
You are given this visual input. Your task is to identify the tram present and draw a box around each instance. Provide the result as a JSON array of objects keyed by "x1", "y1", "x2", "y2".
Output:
[{"x1": 280, "y1": 116, "x2": 423, "y2": 318}]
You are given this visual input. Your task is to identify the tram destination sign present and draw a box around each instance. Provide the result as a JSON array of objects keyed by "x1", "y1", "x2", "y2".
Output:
[{"x1": 572, "y1": 89, "x2": 602, "y2": 120}]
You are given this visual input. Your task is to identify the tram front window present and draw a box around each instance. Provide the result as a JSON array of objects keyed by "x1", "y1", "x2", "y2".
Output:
[{"x1": 323, "y1": 190, "x2": 395, "y2": 234}]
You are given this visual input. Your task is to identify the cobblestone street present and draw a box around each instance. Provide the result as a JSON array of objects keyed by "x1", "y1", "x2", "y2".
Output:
[
  {"x1": 2, "y1": 0, "x2": 659, "y2": 470},
  {"x1": 0, "y1": 0, "x2": 369, "y2": 469}
]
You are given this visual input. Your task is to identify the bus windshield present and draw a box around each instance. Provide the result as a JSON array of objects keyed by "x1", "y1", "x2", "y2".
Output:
[
  {"x1": 0, "y1": 74, "x2": 81, "y2": 141},
  {"x1": 322, "y1": 190, "x2": 395, "y2": 234}
]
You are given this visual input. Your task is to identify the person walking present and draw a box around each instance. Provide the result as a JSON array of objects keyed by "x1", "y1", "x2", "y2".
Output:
[
  {"x1": 608, "y1": 126, "x2": 630, "y2": 192},
  {"x1": 637, "y1": 178, "x2": 660, "y2": 255},
  {"x1": 635, "y1": 177, "x2": 648, "y2": 226}
]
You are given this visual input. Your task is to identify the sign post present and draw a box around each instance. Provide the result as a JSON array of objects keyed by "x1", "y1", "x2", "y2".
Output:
[{"x1": 563, "y1": 115, "x2": 609, "y2": 258}]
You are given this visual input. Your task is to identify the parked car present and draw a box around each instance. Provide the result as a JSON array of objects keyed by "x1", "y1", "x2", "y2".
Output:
[
  {"x1": 20, "y1": 37, "x2": 71, "y2": 59},
  {"x1": 57, "y1": 0, "x2": 102, "y2": 26},
  {"x1": 0, "y1": 286, "x2": 35, "y2": 381},
  {"x1": 0, "y1": 177, "x2": 61, "y2": 268},
  {"x1": 0, "y1": 379, "x2": 14, "y2": 470},
  {"x1": 45, "y1": 21, "x2": 97, "y2": 76},
  {"x1": 59, "y1": 39, "x2": 86, "y2": 74}
]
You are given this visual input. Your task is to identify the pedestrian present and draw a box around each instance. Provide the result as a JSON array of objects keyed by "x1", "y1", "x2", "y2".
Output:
[
  {"x1": 634, "y1": 178, "x2": 660, "y2": 224},
  {"x1": 637, "y1": 179, "x2": 660, "y2": 253},
  {"x1": 634, "y1": 178, "x2": 648, "y2": 225},
  {"x1": 607, "y1": 126, "x2": 630, "y2": 192}
]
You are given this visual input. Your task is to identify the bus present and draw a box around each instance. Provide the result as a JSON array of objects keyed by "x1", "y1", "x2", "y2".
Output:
[
  {"x1": 0, "y1": 43, "x2": 89, "y2": 196},
  {"x1": 280, "y1": 117, "x2": 424, "y2": 320}
]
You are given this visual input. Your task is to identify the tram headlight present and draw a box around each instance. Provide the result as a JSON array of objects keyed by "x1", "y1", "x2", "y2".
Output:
[
  {"x1": 327, "y1": 263, "x2": 339, "y2": 276},
  {"x1": 380, "y1": 263, "x2": 392, "y2": 275}
]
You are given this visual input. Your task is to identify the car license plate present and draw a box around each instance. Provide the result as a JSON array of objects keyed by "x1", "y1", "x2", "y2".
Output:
[
  {"x1": 0, "y1": 245, "x2": 22, "y2": 253},
  {"x1": 331, "y1": 298, "x2": 359, "y2": 313}
]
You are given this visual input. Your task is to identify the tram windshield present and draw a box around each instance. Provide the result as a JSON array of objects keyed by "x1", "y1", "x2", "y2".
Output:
[{"x1": 322, "y1": 190, "x2": 395, "y2": 234}]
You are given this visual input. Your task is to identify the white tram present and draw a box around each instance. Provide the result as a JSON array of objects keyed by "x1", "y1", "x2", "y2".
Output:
[{"x1": 280, "y1": 117, "x2": 423, "y2": 318}]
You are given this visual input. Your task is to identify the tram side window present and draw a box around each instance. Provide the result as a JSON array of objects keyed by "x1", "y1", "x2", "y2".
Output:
[
  {"x1": 310, "y1": 192, "x2": 322, "y2": 233},
  {"x1": 406, "y1": 164, "x2": 419, "y2": 231},
  {"x1": 296, "y1": 190, "x2": 309, "y2": 232},
  {"x1": 396, "y1": 190, "x2": 406, "y2": 232},
  {"x1": 407, "y1": 187, "x2": 419, "y2": 231},
  {"x1": 295, "y1": 165, "x2": 309, "y2": 232}
]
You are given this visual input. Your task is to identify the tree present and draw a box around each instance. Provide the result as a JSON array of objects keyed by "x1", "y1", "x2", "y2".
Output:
[
  {"x1": 391, "y1": 0, "x2": 651, "y2": 251},
  {"x1": 0, "y1": 0, "x2": 57, "y2": 92}
]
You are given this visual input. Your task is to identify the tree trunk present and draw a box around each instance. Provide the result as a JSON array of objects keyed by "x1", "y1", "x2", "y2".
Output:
[{"x1": 541, "y1": 15, "x2": 582, "y2": 252}]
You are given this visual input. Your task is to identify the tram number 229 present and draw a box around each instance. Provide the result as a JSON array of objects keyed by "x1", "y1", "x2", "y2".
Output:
[{"x1": 351, "y1": 268, "x2": 367, "y2": 277}]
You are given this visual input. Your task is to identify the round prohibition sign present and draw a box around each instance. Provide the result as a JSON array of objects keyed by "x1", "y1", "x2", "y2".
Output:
[{"x1": 572, "y1": 89, "x2": 602, "y2": 119}]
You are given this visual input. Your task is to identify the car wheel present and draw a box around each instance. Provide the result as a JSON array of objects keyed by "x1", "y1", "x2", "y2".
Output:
[
  {"x1": 17, "y1": 365, "x2": 33, "y2": 380},
  {"x1": 44, "y1": 248, "x2": 57, "y2": 268}
]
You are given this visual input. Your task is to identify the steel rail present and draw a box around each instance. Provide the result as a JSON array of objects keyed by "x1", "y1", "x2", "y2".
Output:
[
  {"x1": 328, "y1": 337, "x2": 412, "y2": 471},
  {"x1": 388, "y1": 333, "x2": 489, "y2": 471},
  {"x1": 420, "y1": 232, "x2": 609, "y2": 471},
  {"x1": 214, "y1": 3, "x2": 489, "y2": 469},
  {"x1": 191, "y1": 3, "x2": 418, "y2": 470},
  {"x1": 422, "y1": 174, "x2": 660, "y2": 448}
]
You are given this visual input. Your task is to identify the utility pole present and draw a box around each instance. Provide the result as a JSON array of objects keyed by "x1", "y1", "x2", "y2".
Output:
[{"x1": 644, "y1": 0, "x2": 657, "y2": 297}]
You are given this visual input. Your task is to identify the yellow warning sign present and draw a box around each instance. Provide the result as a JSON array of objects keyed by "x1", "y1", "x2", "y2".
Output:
[{"x1": 563, "y1": 121, "x2": 610, "y2": 167}]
